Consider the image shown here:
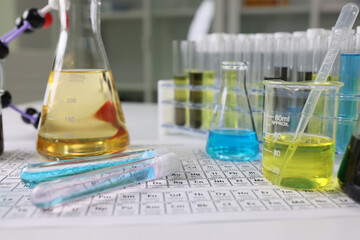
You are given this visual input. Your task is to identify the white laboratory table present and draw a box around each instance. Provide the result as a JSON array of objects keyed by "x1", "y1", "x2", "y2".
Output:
[{"x1": 1, "y1": 101, "x2": 360, "y2": 240}]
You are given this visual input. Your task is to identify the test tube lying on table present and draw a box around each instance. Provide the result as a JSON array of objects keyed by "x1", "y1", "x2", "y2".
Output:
[
  {"x1": 31, "y1": 153, "x2": 181, "y2": 208},
  {"x1": 21, "y1": 148, "x2": 169, "y2": 187}
]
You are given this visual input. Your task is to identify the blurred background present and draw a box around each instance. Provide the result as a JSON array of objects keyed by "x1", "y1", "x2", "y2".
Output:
[{"x1": 0, "y1": 0, "x2": 358, "y2": 104}]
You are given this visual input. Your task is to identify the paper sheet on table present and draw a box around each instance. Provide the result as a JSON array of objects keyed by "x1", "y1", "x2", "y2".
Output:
[{"x1": 0, "y1": 141, "x2": 359, "y2": 228}]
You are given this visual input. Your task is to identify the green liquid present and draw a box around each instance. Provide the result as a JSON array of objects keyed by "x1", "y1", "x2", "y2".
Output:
[
  {"x1": 302, "y1": 74, "x2": 330, "y2": 135},
  {"x1": 224, "y1": 70, "x2": 239, "y2": 128},
  {"x1": 174, "y1": 75, "x2": 188, "y2": 126},
  {"x1": 189, "y1": 72, "x2": 203, "y2": 129},
  {"x1": 249, "y1": 89, "x2": 263, "y2": 141},
  {"x1": 263, "y1": 133, "x2": 335, "y2": 189},
  {"x1": 202, "y1": 71, "x2": 215, "y2": 129}
]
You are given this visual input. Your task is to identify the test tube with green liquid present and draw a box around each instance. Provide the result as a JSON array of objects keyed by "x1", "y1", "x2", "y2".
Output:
[
  {"x1": 173, "y1": 40, "x2": 192, "y2": 126},
  {"x1": 189, "y1": 40, "x2": 203, "y2": 129},
  {"x1": 249, "y1": 33, "x2": 269, "y2": 141},
  {"x1": 235, "y1": 34, "x2": 254, "y2": 130},
  {"x1": 201, "y1": 34, "x2": 225, "y2": 129},
  {"x1": 196, "y1": 35, "x2": 213, "y2": 129}
]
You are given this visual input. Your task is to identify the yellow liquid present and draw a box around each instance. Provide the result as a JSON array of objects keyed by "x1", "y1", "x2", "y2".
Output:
[
  {"x1": 221, "y1": 70, "x2": 239, "y2": 129},
  {"x1": 174, "y1": 75, "x2": 188, "y2": 102},
  {"x1": 37, "y1": 70, "x2": 129, "y2": 160},
  {"x1": 202, "y1": 71, "x2": 215, "y2": 128},
  {"x1": 174, "y1": 75, "x2": 189, "y2": 126},
  {"x1": 307, "y1": 74, "x2": 330, "y2": 133},
  {"x1": 262, "y1": 133, "x2": 335, "y2": 189},
  {"x1": 248, "y1": 84, "x2": 263, "y2": 142}
]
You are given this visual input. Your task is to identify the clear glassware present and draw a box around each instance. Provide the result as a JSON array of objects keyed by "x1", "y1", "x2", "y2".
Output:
[
  {"x1": 206, "y1": 62, "x2": 259, "y2": 161},
  {"x1": 37, "y1": 0, "x2": 129, "y2": 160},
  {"x1": 338, "y1": 117, "x2": 360, "y2": 203},
  {"x1": 172, "y1": 40, "x2": 193, "y2": 127},
  {"x1": 262, "y1": 81, "x2": 343, "y2": 189}
]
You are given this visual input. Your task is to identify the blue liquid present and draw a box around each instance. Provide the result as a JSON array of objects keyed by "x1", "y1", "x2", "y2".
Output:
[
  {"x1": 21, "y1": 150, "x2": 155, "y2": 188},
  {"x1": 206, "y1": 129, "x2": 259, "y2": 161},
  {"x1": 336, "y1": 54, "x2": 360, "y2": 154},
  {"x1": 338, "y1": 54, "x2": 360, "y2": 118},
  {"x1": 336, "y1": 120, "x2": 356, "y2": 154},
  {"x1": 339, "y1": 54, "x2": 360, "y2": 95}
]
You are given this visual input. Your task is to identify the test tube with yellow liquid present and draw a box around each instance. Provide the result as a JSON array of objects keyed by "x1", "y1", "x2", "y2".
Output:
[
  {"x1": 173, "y1": 40, "x2": 193, "y2": 127},
  {"x1": 262, "y1": 81, "x2": 343, "y2": 189},
  {"x1": 37, "y1": 0, "x2": 129, "y2": 160},
  {"x1": 202, "y1": 70, "x2": 215, "y2": 129}
]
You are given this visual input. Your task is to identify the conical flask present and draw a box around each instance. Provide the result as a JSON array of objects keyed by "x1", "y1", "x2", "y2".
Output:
[
  {"x1": 206, "y1": 62, "x2": 259, "y2": 161},
  {"x1": 37, "y1": 0, "x2": 129, "y2": 160},
  {"x1": 338, "y1": 117, "x2": 360, "y2": 203}
]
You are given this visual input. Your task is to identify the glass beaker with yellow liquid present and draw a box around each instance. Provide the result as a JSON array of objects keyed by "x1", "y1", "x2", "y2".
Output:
[
  {"x1": 37, "y1": 0, "x2": 129, "y2": 160},
  {"x1": 262, "y1": 81, "x2": 343, "y2": 189}
]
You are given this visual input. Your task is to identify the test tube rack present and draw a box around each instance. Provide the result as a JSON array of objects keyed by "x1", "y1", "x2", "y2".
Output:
[
  {"x1": 158, "y1": 80, "x2": 264, "y2": 139},
  {"x1": 158, "y1": 80, "x2": 218, "y2": 137}
]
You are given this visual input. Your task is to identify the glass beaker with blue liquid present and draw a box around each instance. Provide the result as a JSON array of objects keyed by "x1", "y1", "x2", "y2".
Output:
[{"x1": 206, "y1": 62, "x2": 259, "y2": 161}]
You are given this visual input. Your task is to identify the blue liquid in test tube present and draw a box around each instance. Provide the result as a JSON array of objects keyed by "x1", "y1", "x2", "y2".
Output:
[{"x1": 337, "y1": 53, "x2": 360, "y2": 154}]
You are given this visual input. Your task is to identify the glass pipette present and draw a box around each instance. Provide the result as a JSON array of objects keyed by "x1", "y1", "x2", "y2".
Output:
[
  {"x1": 31, "y1": 153, "x2": 180, "y2": 208},
  {"x1": 275, "y1": 3, "x2": 359, "y2": 185},
  {"x1": 21, "y1": 148, "x2": 169, "y2": 188}
]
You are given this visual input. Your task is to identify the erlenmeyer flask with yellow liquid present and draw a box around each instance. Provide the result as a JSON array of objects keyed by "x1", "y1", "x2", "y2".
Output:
[{"x1": 37, "y1": 0, "x2": 129, "y2": 160}]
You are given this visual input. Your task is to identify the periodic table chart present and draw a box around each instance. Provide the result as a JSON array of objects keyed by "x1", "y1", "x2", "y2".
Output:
[{"x1": 0, "y1": 144, "x2": 360, "y2": 227}]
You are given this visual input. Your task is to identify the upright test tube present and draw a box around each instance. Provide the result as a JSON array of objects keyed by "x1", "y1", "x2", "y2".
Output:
[
  {"x1": 263, "y1": 34, "x2": 275, "y2": 80},
  {"x1": 311, "y1": 28, "x2": 331, "y2": 80},
  {"x1": 173, "y1": 40, "x2": 190, "y2": 126},
  {"x1": 289, "y1": 31, "x2": 306, "y2": 82},
  {"x1": 305, "y1": 29, "x2": 328, "y2": 132},
  {"x1": 296, "y1": 30, "x2": 317, "y2": 82},
  {"x1": 200, "y1": 35, "x2": 216, "y2": 129},
  {"x1": 336, "y1": 28, "x2": 360, "y2": 153},
  {"x1": 251, "y1": 33, "x2": 267, "y2": 88},
  {"x1": 330, "y1": 28, "x2": 342, "y2": 82},
  {"x1": 189, "y1": 40, "x2": 203, "y2": 129},
  {"x1": 223, "y1": 34, "x2": 236, "y2": 62},
  {"x1": 274, "y1": 32, "x2": 291, "y2": 81},
  {"x1": 208, "y1": 33, "x2": 225, "y2": 88},
  {"x1": 234, "y1": 34, "x2": 251, "y2": 63},
  {"x1": 199, "y1": 33, "x2": 226, "y2": 129},
  {"x1": 250, "y1": 33, "x2": 269, "y2": 141}
]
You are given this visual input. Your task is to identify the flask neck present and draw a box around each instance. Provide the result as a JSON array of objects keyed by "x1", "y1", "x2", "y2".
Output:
[
  {"x1": 221, "y1": 62, "x2": 248, "y2": 88},
  {"x1": 64, "y1": 0, "x2": 101, "y2": 36},
  {"x1": 54, "y1": 0, "x2": 109, "y2": 70}
]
